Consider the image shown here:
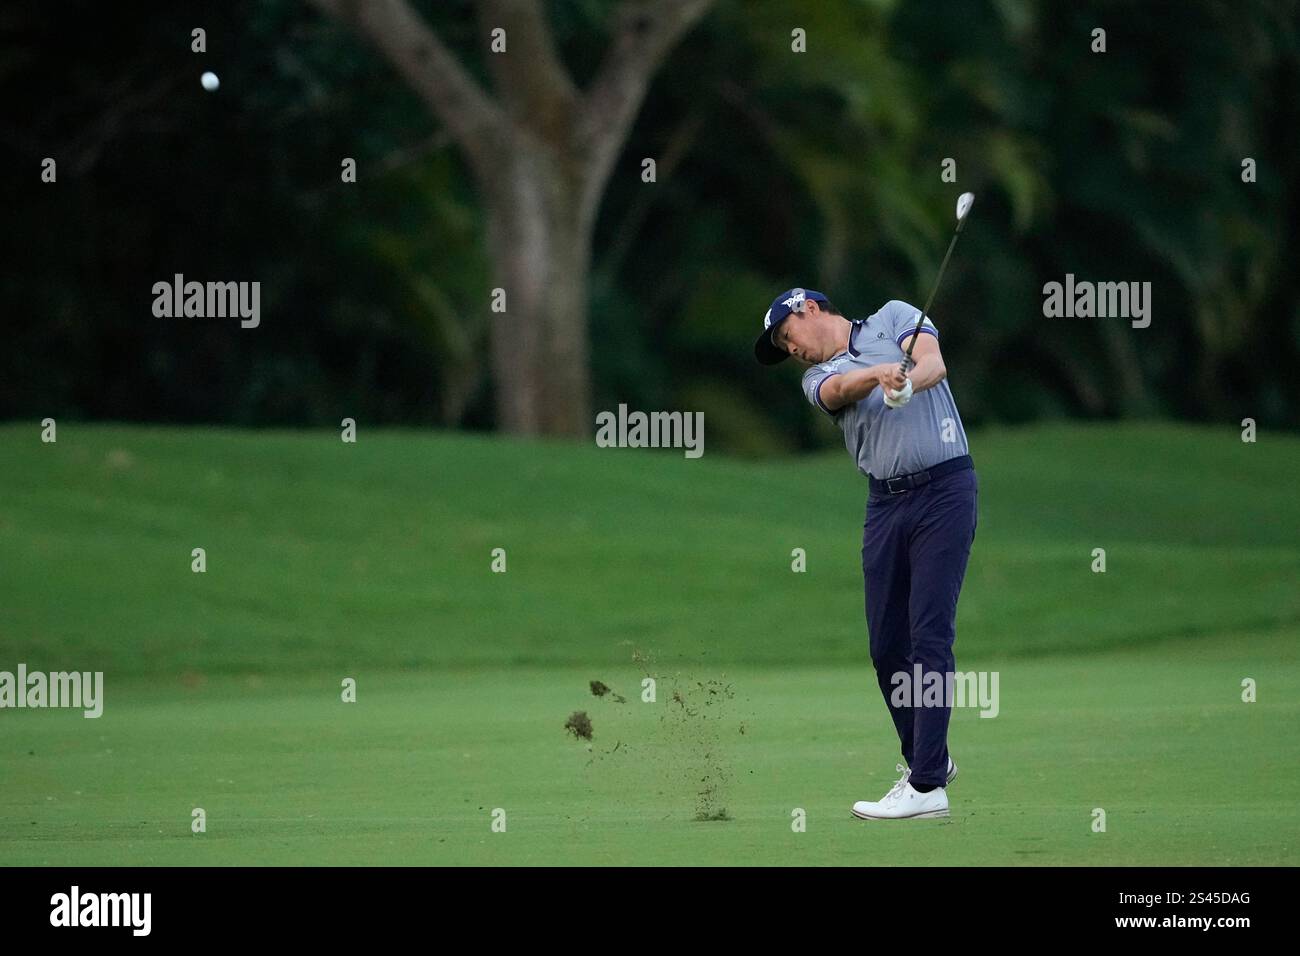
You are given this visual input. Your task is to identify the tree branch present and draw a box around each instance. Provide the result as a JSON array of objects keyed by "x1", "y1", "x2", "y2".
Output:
[
  {"x1": 307, "y1": 0, "x2": 507, "y2": 177},
  {"x1": 474, "y1": 0, "x2": 576, "y2": 138},
  {"x1": 596, "y1": 104, "x2": 705, "y2": 282},
  {"x1": 576, "y1": 0, "x2": 715, "y2": 204}
]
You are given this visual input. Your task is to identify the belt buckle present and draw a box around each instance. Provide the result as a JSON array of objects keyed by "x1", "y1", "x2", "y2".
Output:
[{"x1": 885, "y1": 476, "x2": 910, "y2": 494}]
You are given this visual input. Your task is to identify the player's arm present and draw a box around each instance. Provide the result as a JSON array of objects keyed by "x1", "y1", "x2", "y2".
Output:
[
  {"x1": 819, "y1": 364, "x2": 908, "y2": 412},
  {"x1": 900, "y1": 333, "x2": 947, "y2": 394}
]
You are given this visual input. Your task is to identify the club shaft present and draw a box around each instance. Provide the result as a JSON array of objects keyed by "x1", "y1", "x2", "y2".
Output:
[{"x1": 905, "y1": 217, "x2": 967, "y2": 359}]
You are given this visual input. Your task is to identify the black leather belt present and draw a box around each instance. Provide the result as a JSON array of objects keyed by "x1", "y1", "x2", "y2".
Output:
[{"x1": 869, "y1": 454, "x2": 973, "y2": 496}]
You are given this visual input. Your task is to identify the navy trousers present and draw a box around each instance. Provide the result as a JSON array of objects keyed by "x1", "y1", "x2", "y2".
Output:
[{"x1": 862, "y1": 466, "x2": 978, "y2": 789}]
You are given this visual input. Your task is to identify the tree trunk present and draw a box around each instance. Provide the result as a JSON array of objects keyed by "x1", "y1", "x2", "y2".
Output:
[
  {"x1": 483, "y1": 143, "x2": 594, "y2": 436},
  {"x1": 304, "y1": 0, "x2": 718, "y2": 437}
]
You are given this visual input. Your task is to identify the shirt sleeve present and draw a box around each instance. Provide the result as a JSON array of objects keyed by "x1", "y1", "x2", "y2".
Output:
[
  {"x1": 802, "y1": 365, "x2": 841, "y2": 416},
  {"x1": 887, "y1": 299, "x2": 939, "y2": 349}
]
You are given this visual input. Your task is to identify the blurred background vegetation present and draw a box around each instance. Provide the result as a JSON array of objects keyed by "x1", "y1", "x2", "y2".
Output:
[{"x1": 2, "y1": 0, "x2": 1297, "y2": 454}]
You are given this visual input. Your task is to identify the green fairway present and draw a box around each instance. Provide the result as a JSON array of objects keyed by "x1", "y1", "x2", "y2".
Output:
[{"x1": 1, "y1": 422, "x2": 1298, "y2": 865}]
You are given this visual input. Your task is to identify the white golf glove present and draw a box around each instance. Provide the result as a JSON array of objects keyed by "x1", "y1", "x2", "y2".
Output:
[{"x1": 883, "y1": 377, "x2": 913, "y2": 409}]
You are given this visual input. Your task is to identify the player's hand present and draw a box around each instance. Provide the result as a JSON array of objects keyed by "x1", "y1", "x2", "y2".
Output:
[
  {"x1": 876, "y1": 364, "x2": 907, "y2": 395},
  {"x1": 883, "y1": 377, "x2": 913, "y2": 409}
]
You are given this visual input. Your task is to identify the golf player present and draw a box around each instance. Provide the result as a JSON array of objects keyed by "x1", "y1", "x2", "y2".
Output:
[{"x1": 754, "y1": 288, "x2": 977, "y2": 820}]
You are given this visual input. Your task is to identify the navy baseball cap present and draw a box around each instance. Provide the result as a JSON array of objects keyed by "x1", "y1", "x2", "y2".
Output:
[{"x1": 753, "y1": 287, "x2": 829, "y2": 365}]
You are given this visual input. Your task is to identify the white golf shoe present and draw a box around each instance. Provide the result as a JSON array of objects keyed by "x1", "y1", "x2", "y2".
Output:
[{"x1": 852, "y1": 762, "x2": 951, "y2": 820}]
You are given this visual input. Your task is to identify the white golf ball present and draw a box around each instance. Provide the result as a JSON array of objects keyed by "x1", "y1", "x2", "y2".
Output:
[{"x1": 201, "y1": 71, "x2": 219, "y2": 92}]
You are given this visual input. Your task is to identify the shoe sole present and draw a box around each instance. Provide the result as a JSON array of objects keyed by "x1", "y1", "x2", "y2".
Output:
[{"x1": 851, "y1": 807, "x2": 950, "y2": 820}]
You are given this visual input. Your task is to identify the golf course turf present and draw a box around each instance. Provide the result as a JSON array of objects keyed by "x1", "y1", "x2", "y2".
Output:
[{"x1": 1, "y1": 422, "x2": 1297, "y2": 865}]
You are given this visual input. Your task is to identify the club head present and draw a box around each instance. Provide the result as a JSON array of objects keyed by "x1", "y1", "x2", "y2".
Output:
[{"x1": 956, "y1": 192, "x2": 975, "y2": 222}]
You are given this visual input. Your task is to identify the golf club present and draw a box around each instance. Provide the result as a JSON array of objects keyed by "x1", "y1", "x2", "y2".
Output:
[{"x1": 901, "y1": 191, "x2": 975, "y2": 362}]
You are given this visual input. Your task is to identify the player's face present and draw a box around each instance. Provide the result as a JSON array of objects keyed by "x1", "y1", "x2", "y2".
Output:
[{"x1": 774, "y1": 311, "x2": 819, "y2": 364}]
